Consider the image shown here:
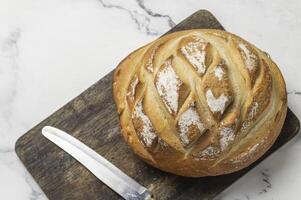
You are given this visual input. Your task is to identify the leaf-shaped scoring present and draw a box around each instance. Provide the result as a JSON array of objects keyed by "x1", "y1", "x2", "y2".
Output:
[{"x1": 126, "y1": 32, "x2": 274, "y2": 164}]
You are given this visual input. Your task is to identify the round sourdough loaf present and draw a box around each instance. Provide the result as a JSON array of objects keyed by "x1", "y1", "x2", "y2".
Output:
[{"x1": 113, "y1": 29, "x2": 287, "y2": 177}]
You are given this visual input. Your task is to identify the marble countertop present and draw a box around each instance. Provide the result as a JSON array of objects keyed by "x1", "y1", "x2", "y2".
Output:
[{"x1": 1, "y1": 0, "x2": 301, "y2": 199}]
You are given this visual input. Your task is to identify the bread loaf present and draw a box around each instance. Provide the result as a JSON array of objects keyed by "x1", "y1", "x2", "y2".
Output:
[{"x1": 113, "y1": 29, "x2": 287, "y2": 177}]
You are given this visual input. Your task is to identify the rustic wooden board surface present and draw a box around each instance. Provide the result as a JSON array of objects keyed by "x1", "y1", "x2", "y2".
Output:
[{"x1": 15, "y1": 10, "x2": 300, "y2": 200}]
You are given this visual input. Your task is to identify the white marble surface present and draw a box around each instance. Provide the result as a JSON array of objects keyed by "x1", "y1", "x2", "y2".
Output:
[{"x1": 0, "y1": 0, "x2": 301, "y2": 199}]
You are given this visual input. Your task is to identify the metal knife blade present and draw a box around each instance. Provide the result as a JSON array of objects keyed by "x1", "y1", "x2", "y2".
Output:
[{"x1": 42, "y1": 126, "x2": 152, "y2": 200}]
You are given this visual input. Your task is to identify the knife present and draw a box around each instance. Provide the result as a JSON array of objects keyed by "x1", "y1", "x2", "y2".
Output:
[{"x1": 42, "y1": 126, "x2": 153, "y2": 200}]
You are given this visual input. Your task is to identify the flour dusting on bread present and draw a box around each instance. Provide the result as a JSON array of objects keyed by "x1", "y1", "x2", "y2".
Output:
[
  {"x1": 127, "y1": 76, "x2": 139, "y2": 98},
  {"x1": 181, "y1": 38, "x2": 207, "y2": 75},
  {"x1": 238, "y1": 43, "x2": 258, "y2": 72},
  {"x1": 198, "y1": 146, "x2": 220, "y2": 160},
  {"x1": 219, "y1": 127, "x2": 235, "y2": 151},
  {"x1": 156, "y1": 58, "x2": 182, "y2": 114},
  {"x1": 248, "y1": 102, "x2": 259, "y2": 119},
  {"x1": 133, "y1": 101, "x2": 157, "y2": 147},
  {"x1": 146, "y1": 46, "x2": 158, "y2": 73},
  {"x1": 178, "y1": 104, "x2": 205, "y2": 145},
  {"x1": 214, "y1": 66, "x2": 224, "y2": 81},
  {"x1": 206, "y1": 89, "x2": 229, "y2": 114}
]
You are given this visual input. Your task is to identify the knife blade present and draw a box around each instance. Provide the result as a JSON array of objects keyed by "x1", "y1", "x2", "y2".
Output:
[{"x1": 42, "y1": 126, "x2": 153, "y2": 200}]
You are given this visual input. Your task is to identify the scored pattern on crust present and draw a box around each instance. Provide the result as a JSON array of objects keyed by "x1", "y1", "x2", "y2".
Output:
[
  {"x1": 238, "y1": 42, "x2": 259, "y2": 86},
  {"x1": 113, "y1": 29, "x2": 287, "y2": 176},
  {"x1": 155, "y1": 57, "x2": 183, "y2": 115},
  {"x1": 132, "y1": 100, "x2": 158, "y2": 149},
  {"x1": 177, "y1": 102, "x2": 206, "y2": 147},
  {"x1": 180, "y1": 36, "x2": 209, "y2": 75},
  {"x1": 126, "y1": 33, "x2": 269, "y2": 155}
]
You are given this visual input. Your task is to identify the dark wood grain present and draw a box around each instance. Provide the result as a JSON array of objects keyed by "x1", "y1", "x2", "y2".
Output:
[{"x1": 15, "y1": 10, "x2": 300, "y2": 200}]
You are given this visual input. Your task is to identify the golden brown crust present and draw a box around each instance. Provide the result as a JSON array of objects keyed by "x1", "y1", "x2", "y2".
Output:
[{"x1": 113, "y1": 29, "x2": 287, "y2": 177}]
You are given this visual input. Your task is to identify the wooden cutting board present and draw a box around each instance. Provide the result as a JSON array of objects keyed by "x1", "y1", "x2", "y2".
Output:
[{"x1": 15, "y1": 10, "x2": 300, "y2": 200}]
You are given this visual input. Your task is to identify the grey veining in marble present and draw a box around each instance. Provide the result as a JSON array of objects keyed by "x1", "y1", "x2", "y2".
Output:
[
  {"x1": 98, "y1": 0, "x2": 175, "y2": 35},
  {"x1": 288, "y1": 90, "x2": 301, "y2": 96}
]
